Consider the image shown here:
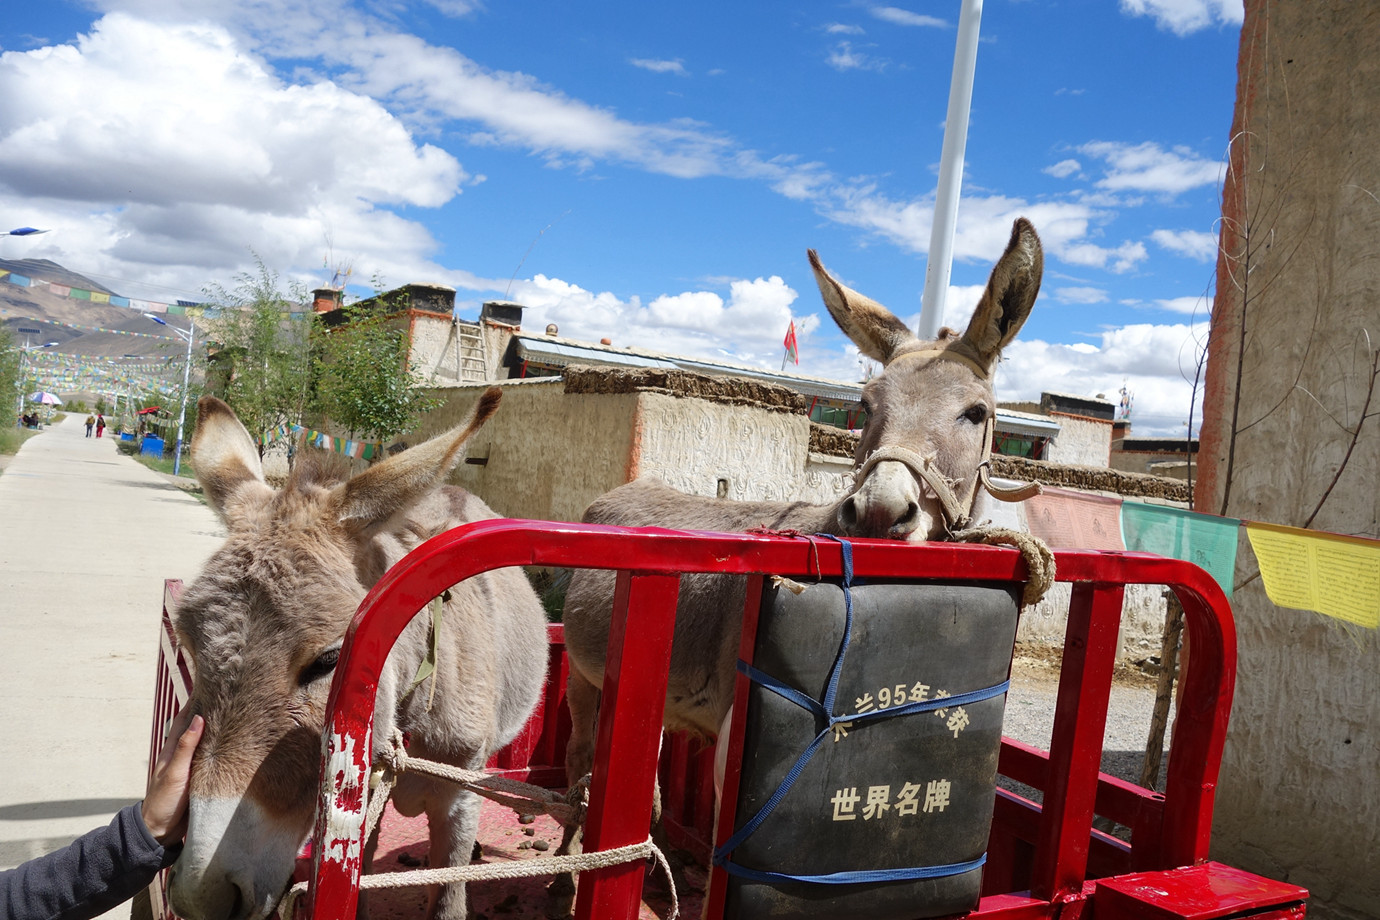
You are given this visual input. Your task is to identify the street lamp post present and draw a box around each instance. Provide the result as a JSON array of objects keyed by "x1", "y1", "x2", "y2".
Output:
[
  {"x1": 14, "y1": 330, "x2": 58, "y2": 423},
  {"x1": 143, "y1": 313, "x2": 196, "y2": 476}
]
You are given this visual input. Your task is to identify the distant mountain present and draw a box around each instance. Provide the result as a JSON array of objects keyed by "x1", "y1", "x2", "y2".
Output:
[
  {"x1": 0, "y1": 257, "x2": 192, "y2": 361},
  {"x1": 0, "y1": 258, "x2": 117, "y2": 296}
]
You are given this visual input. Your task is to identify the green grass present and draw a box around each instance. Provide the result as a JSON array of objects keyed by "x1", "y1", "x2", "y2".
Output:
[
  {"x1": 130, "y1": 450, "x2": 196, "y2": 478},
  {"x1": 0, "y1": 426, "x2": 39, "y2": 455}
]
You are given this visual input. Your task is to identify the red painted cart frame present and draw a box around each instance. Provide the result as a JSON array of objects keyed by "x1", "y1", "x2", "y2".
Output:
[{"x1": 305, "y1": 519, "x2": 1304, "y2": 920}]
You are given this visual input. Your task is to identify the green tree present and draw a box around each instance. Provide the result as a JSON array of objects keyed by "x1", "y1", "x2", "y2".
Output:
[
  {"x1": 311, "y1": 288, "x2": 437, "y2": 448},
  {"x1": 203, "y1": 256, "x2": 315, "y2": 452},
  {"x1": 0, "y1": 327, "x2": 20, "y2": 424}
]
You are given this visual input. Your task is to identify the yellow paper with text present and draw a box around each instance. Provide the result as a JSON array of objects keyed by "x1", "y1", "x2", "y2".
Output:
[{"x1": 1246, "y1": 522, "x2": 1380, "y2": 628}]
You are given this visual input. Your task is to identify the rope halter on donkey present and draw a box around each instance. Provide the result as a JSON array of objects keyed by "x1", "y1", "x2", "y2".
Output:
[{"x1": 847, "y1": 347, "x2": 1054, "y2": 606}]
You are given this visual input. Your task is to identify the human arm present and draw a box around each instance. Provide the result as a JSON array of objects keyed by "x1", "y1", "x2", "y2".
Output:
[{"x1": 0, "y1": 710, "x2": 203, "y2": 920}]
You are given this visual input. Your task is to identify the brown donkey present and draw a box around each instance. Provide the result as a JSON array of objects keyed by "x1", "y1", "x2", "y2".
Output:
[
  {"x1": 167, "y1": 388, "x2": 549, "y2": 920},
  {"x1": 557, "y1": 218, "x2": 1043, "y2": 884}
]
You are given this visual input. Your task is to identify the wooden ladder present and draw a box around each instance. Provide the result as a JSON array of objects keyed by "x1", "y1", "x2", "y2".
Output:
[{"x1": 455, "y1": 321, "x2": 488, "y2": 382}]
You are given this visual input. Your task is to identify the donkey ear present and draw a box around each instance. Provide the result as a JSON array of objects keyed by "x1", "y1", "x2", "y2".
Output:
[
  {"x1": 332, "y1": 387, "x2": 503, "y2": 537},
  {"x1": 809, "y1": 250, "x2": 920, "y2": 364},
  {"x1": 957, "y1": 218, "x2": 1043, "y2": 367},
  {"x1": 189, "y1": 396, "x2": 270, "y2": 518}
]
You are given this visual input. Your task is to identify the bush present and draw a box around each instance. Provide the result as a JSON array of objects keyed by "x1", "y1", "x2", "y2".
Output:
[{"x1": 0, "y1": 427, "x2": 37, "y2": 455}]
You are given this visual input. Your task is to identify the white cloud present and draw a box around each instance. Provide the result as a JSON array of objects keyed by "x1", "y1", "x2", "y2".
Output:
[
  {"x1": 1120, "y1": 0, "x2": 1243, "y2": 36},
  {"x1": 421, "y1": 0, "x2": 482, "y2": 16},
  {"x1": 508, "y1": 273, "x2": 802, "y2": 368},
  {"x1": 1060, "y1": 240, "x2": 1148, "y2": 273},
  {"x1": 826, "y1": 41, "x2": 887, "y2": 72},
  {"x1": 1054, "y1": 286, "x2": 1110, "y2": 304},
  {"x1": 1151, "y1": 227, "x2": 1218, "y2": 261},
  {"x1": 818, "y1": 187, "x2": 1148, "y2": 279},
  {"x1": 1080, "y1": 141, "x2": 1222, "y2": 195},
  {"x1": 0, "y1": 15, "x2": 462, "y2": 211},
  {"x1": 998, "y1": 322, "x2": 1209, "y2": 435},
  {"x1": 831, "y1": 192, "x2": 1072, "y2": 273},
  {"x1": 1044, "y1": 158, "x2": 1081, "y2": 179},
  {"x1": 630, "y1": 58, "x2": 688, "y2": 76},
  {"x1": 1144, "y1": 295, "x2": 1211, "y2": 316},
  {"x1": 825, "y1": 23, "x2": 865, "y2": 35},
  {"x1": 0, "y1": 13, "x2": 463, "y2": 291},
  {"x1": 869, "y1": 7, "x2": 948, "y2": 28}
]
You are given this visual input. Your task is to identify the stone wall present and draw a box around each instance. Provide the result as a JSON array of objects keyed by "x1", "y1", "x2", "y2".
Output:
[
  {"x1": 1195, "y1": 3, "x2": 1380, "y2": 915},
  {"x1": 411, "y1": 378, "x2": 636, "y2": 523}
]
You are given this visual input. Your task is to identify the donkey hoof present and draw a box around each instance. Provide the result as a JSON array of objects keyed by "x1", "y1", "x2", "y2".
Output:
[{"x1": 547, "y1": 872, "x2": 575, "y2": 899}]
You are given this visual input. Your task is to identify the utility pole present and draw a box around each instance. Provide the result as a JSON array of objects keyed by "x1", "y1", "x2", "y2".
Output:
[{"x1": 144, "y1": 313, "x2": 196, "y2": 476}]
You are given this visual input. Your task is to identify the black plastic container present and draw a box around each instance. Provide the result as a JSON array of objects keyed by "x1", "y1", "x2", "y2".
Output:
[{"x1": 722, "y1": 580, "x2": 1020, "y2": 920}]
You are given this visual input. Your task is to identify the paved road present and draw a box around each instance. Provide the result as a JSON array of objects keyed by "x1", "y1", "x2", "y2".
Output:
[{"x1": 0, "y1": 416, "x2": 225, "y2": 881}]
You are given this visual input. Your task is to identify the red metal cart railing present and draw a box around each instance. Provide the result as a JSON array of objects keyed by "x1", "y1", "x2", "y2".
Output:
[{"x1": 305, "y1": 519, "x2": 1305, "y2": 920}]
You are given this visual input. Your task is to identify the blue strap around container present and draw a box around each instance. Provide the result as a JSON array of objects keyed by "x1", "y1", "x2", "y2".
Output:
[{"x1": 712, "y1": 534, "x2": 1008, "y2": 885}]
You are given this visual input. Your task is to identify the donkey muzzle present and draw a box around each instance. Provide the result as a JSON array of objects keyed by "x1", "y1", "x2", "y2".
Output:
[
  {"x1": 838, "y1": 458, "x2": 932, "y2": 539},
  {"x1": 169, "y1": 796, "x2": 302, "y2": 920}
]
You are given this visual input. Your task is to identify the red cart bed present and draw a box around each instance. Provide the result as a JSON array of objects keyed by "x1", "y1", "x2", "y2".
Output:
[{"x1": 149, "y1": 520, "x2": 1308, "y2": 920}]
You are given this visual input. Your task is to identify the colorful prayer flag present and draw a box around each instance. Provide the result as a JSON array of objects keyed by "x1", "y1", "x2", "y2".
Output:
[
  {"x1": 1025, "y1": 487, "x2": 1124, "y2": 550},
  {"x1": 1245, "y1": 522, "x2": 1380, "y2": 628},
  {"x1": 783, "y1": 320, "x2": 799, "y2": 365},
  {"x1": 1121, "y1": 502, "x2": 1240, "y2": 597}
]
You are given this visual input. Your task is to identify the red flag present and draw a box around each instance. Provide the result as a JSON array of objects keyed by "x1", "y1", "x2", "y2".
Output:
[{"x1": 783, "y1": 320, "x2": 799, "y2": 365}]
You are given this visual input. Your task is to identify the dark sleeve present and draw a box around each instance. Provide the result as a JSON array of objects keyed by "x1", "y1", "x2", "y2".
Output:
[{"x1": 0, "y1": 803, "x2": 180, "y2": 920}]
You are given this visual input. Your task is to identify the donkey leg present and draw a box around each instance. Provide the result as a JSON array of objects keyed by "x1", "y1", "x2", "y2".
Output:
[
  {"x1": 357, "y1": 816, "x2": 383, "y2": 920},
  {"x1": 425, "y1": 786, "x2": 482, "y2": 920},
  {"x1": 549, "y1": 667, "x2": 601, "y2": 902}
]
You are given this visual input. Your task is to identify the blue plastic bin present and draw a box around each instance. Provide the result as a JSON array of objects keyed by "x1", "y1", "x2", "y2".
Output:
[{"x1": 141, "y1": 436, "x2": 165, "y2": 457}]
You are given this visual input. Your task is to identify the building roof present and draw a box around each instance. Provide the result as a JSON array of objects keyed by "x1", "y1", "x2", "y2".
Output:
[
  {"x1": 994, "y1": 408, "x2": 1062, "y2": 437},
  {"x1": 513, "y1": 333, "x2": 862, "y2": 401},
  {"x1": 516, "y1": 336, "x2": 679, "y2": 370},
  {"x1": 512, "y1": 332, "x2": 1061, "y2": 437}
]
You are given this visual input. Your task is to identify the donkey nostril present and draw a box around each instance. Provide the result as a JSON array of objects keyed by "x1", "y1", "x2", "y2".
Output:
[
  {"x1": 838, "y1": 496, "x2": 861, "y2": 532},
  {"x1": 226, "y1": 881, "x2": 247, "y2": 920},
  {"x1": 890, "y1": 501, "x2": 920, "y2": 536}
]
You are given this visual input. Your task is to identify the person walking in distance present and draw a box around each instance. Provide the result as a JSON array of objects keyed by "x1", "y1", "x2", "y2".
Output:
[
  {"x1": 95, "y1": 414, "x2": 105, "y2": 438},
  {"x1": 85, "y1": 414, "x2": 95, "y2": 437}
]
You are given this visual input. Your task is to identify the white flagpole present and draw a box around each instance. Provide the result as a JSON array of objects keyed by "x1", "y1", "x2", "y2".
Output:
[{"x1": 918, "y1": 0, "x2": 984, "y2": 341}]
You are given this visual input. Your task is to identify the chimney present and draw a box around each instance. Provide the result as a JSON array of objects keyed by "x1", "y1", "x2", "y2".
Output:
[
  {"x1": 313, "y1": 288, "x2": 342, "y2": 314},
  {"x1": 481, "y1": 301, "x2": 524, "y2": 327}
]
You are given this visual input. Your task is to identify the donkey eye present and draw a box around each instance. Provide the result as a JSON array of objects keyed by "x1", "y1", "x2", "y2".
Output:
[
  {"x1": 299, "y1": 648, "x2": 340, "y2": 686},
  {"x1": 961, "y1": 405, "x2": 988, "y2": 425}
]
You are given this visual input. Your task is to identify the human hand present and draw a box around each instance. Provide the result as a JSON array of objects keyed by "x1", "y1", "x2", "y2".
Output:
[{"x1": 141, "y1": 707, "x2": 205, "y2": 847}]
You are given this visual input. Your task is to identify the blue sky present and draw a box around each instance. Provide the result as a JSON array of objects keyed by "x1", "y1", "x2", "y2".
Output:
[{"x1": 0, "y1": 0, "x2": 1243, "y2": 434}]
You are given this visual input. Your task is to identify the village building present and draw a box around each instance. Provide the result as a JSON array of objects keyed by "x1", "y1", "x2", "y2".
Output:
[
  {"x1": 1109, "y1": 419, "x2": 1198, "y2": 481},
  {"x1": 318, "y1": 283, "x2": 1124, "y2": 464},
  {"x1": 307, "y1": 282, "x2": 1186, "y2": 662}
]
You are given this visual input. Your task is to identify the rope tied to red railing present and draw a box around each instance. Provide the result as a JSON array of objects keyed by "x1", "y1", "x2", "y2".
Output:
[{"x1": 275, "y1": 731, "x2": 677, "y2": 919}]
